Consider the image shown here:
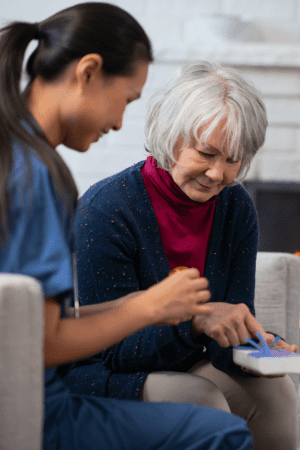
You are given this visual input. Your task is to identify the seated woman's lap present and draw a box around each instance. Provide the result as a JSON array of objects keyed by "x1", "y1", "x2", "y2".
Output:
[
  {"x1": 187, "y1": 360, "x2": 298, "y2": 450},
  {"x1": 140, "y1": 370, "x2": 231, "y2": 412},
  {"x1": 46, "y1": 394, "x2": 253, "y2": 450}
]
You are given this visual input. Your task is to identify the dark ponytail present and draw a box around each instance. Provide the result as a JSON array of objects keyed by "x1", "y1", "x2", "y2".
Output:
[{"x1": 0, "y1": 2, "x2": 153, "y2": 246}]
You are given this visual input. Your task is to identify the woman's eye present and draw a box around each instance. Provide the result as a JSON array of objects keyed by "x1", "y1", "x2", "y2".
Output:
[
  {"x1": 199, "y1": 151, "x2": 240, "y2": 164},
  {"x1": 199, "y1": 152, "x2": 214, "y2": 158}
]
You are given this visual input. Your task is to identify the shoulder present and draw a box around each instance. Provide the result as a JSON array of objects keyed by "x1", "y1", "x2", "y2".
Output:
[
  {"x1": 9, "y1": 141, "x2": 53, "y2": 200},
  {"x1": 8, "y1": 141, "x2": 72, "y2": 227},
  {"x1": 218, "y1": 183, "x2": 258, "y2": 229},
  {"x1": 77, "y1": 160, "x2": 146, "y2": 213},
  {"x1": 220, "y1": 183, "x2": 254, "y2": 208},
  {"x1": 219, "y1": 183, "x2": 256, "y2": 215}
]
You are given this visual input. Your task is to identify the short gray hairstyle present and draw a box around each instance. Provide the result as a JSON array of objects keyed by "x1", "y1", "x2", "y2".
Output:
[{"x1": 144, "y1": 61, "x2": 268, "y2": 186}]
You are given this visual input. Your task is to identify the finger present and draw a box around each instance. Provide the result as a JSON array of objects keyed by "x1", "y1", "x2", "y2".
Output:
[
  {"x1": 285, "y1": 344, "x2": 298, "y2": 353},
  {"x1": 273, "y1": 341, "x2": 298, "y2": 353},
  {"x1": 194, "y1": 304, "x2": 212, "y2": 315},
  {"x1": 223, "y1": 307, "x2": 254, "y2": 346},
  {"x1": 245, "y1": 310, "x2": 265, "y2": 338},
  {"x1": 210, "y1": 326, "x2": 232, "y2": 348},
  {"x1": 196, "y1": 289, "x2": 211, "y2": 303},
  {"x1": 285, "y1": 345, "x2": 298, "y2": 353},
  {"x1": 224, "y1": 326, "x2": 243, "y2": 347},
  {"x1": 235, "y1": 322, "x2": 253, "y2": 345},
  {"x1": 222, "y1": 313, "x2": 251, "y2": 347},
  {"x1": 185, "y1": 267, "x2": 201, "y2": 279},
  {"x1": 188, "y1": 276, "x2": 210, "y2": 290}
]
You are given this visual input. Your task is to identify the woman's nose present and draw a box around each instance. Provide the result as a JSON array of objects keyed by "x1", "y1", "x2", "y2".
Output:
[
  {"x1": 205, "y1": 160, "x2": 225, "y2": 182},
  {"x1": 112, "y1": 117, "x2": 123, "y2": 131}
]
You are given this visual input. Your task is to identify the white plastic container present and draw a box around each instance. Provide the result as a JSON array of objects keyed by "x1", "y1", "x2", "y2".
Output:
[{"x1": 233, "y1": 346, "x2": 300, "y2": 375}]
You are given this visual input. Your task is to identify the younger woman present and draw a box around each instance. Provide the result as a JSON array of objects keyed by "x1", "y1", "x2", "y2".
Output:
[{"x1": 0, "y1": 3, "x2": 253, "y2": 449}]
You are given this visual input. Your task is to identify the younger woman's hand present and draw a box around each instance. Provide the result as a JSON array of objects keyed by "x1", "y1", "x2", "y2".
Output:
[{"x1": 142, "y1": 268, "x2": 212, "y2": 326}]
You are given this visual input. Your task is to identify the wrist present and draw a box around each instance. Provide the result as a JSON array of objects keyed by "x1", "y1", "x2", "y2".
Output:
[
  {"x1": 126, "y1": 291, "x2": 158, "y2": 328},
  {"x1": 191, "y1": 314, "x2": 204, "y2": 336}
]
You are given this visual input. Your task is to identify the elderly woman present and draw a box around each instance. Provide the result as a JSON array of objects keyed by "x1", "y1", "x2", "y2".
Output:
[{"x1": 65, "y1": 61, "x2": 298, "y2": 450}]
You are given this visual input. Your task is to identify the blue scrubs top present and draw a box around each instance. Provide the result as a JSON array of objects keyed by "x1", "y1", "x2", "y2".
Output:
[{"x1": 0, "y1": 139, "x2": 75, "y2": 434}]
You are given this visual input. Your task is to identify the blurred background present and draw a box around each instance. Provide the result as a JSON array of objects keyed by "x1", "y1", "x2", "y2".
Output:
[{"x1": 2, "y1": 0, "x2": 300, "y2": 253}]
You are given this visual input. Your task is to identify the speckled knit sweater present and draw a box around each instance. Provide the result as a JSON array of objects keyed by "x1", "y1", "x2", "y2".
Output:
[{"x1": 63, "y1": 160, "x2": 261, "y2": 400}]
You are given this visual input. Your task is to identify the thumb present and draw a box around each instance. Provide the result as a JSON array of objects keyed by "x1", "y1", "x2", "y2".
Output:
[{"x1": 196, "y1": 304, "x2": 212, "y2": 315}]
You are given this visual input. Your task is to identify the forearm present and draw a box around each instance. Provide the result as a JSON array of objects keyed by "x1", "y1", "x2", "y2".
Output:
[
  {"x1": 44, "y1": 295, "x2": 153, "y2": 368},
  {"x1": 65, "y1": 292, "x2": 140, "y2": 318}
]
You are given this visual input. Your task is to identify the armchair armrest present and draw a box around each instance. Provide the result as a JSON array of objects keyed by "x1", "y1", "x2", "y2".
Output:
[
  {"x1": 254, "y1": 252, "x2": 300, "y2": 391},
  {"x1": 0, "y1": 274, "x2": 43, "y2": 450}
]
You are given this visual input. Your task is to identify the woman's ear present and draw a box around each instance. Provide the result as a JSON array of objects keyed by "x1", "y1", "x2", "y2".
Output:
[{"x1": 75, "y1": 53, "x2": 104, "y2": 90}]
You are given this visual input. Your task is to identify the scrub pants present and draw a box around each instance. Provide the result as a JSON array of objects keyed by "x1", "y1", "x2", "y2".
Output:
[{"x1": 44, "y1": 393, "x2": 253, "y2": 450}]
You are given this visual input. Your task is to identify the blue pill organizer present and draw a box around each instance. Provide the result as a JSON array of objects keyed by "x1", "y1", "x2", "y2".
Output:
[{"x1": 233, "y1": 332, "x2": 300, "y2": 375}]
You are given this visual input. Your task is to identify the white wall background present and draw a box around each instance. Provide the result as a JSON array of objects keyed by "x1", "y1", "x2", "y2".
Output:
[{"x1": 2, "y1": 0, "x2": 300, "y2": 195}]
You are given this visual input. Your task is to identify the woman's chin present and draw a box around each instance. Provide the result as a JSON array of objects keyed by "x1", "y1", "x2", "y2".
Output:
[
  {"x1": 64, "y1": 140, "x2": 91, "y2": 153},
  {"x1": 183, "y1": 187, "x2": 211, "y2": 203}
]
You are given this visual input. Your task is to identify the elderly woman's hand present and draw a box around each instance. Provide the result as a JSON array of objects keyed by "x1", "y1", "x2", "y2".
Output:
[
  {"x1": 191, "y1": 302, "x2": 266, "y2": 347},
  {"x1": 192, "y1": 307, "x2": 300, "y2": 377}
]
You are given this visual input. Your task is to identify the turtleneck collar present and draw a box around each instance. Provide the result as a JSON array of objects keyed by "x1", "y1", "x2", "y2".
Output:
[{"x1": 142, "y1": 155, "x2": 217, "y2": 216}]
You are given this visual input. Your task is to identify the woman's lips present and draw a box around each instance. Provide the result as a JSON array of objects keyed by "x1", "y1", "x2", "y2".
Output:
[{"x1": 197, "y1": 181, "x2": 210, "y2": 190}]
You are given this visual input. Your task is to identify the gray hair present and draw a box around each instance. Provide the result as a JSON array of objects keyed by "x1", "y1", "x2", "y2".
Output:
[{"x1": 144, "y1": 61, "x2": 268, "y2": 186}]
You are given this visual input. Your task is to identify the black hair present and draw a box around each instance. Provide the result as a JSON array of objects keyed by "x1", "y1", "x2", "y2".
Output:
[{"x1": 0, "y1": 2, "x2": 153, "y2": 246}]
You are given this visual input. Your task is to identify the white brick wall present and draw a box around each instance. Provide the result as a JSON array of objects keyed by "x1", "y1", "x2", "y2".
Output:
[
  {"x1": 59, "y1": 60, "x2": 300, "y2": 194},
  {"x1": 3, "y1": 0, "x2": 300, "y2": 194},
  {"x1": 221, "y1": 0, "x2": 297, "y2": 20},
  {"x1": 55, "y1": 0, "x2": 300, "y2": 195}
]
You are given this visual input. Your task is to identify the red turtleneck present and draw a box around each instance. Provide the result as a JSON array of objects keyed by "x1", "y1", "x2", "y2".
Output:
[{"x1": 141, "y1": 156, "x2": 217, "y2": 277}]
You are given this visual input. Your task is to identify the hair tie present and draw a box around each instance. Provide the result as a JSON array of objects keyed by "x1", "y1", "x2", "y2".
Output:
[{"x1": 32, "y1": 22, "x2": 40, "y2": 40}]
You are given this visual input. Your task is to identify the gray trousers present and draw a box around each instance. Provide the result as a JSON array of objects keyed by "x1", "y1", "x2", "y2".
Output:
[{"x1": 140, "y1": 359, "x2": 299, "y2": 450}]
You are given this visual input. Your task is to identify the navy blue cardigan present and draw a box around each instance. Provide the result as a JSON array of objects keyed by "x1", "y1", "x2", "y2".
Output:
[{"x1": 64, "y1": 160, "x2": 261, "y2": 400}]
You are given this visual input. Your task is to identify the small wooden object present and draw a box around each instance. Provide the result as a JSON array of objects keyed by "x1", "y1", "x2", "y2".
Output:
[{"x1": 168, "y1": 267, "x2": 189, "y2": 276}]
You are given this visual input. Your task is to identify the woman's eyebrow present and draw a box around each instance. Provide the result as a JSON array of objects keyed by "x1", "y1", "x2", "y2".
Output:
[
  {"x1": 204, "y1": 144, "x2": 240, "y2": 158},
  {"x1": 204, "y1": 144, "x2": 219, "y2": 153}
]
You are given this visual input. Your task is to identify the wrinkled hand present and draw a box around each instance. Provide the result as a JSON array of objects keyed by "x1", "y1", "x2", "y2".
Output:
[
  {"x1": 192, "y1": 302, "x2": 265, "y2": 347},
  {"x1": 241, "y1": 333, "x2": 299, "y2": 378},
  {"x1": 192, "y1": 305, "x2": 299, "y2": 379}
]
